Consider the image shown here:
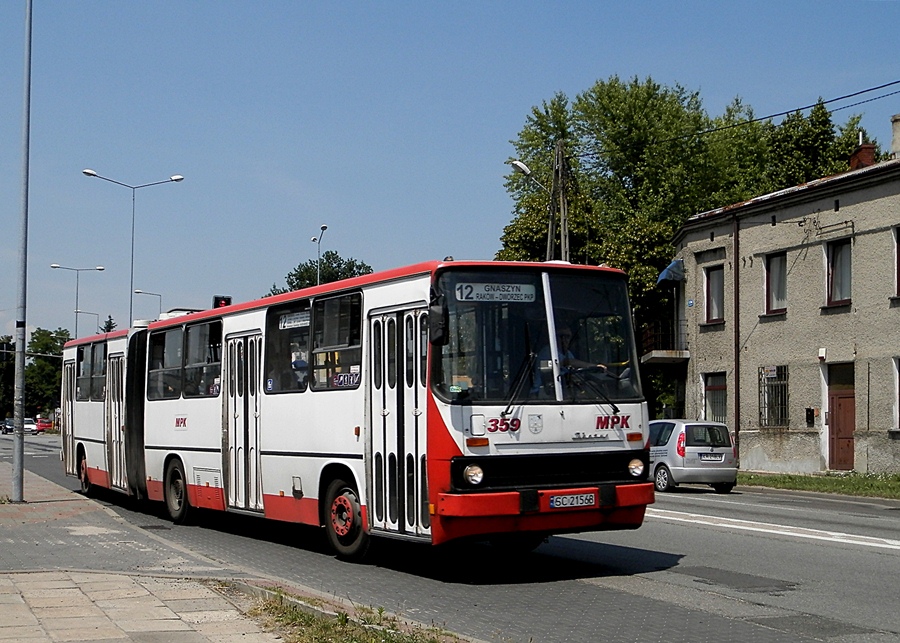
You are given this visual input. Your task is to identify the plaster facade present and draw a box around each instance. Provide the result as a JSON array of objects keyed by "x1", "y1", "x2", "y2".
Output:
[{"x1": 671, "y1": 159, "x2": 900, "y2": 474}]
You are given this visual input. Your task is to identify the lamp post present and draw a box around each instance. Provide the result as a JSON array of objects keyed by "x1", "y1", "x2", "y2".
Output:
[
  {"x1": 50, "y1": 263, "x2": 104, "y2": 338},
  {"x1": 134, "y1": 289, "x2": 162, "y2": 317},
  {"x1": 74, "y1": 310, "x2": 101, "y2": 335},
  {"x1": 311, "y1": 224, "x2": 327, "y2": 285},
  {"x1": 512, "y1": 148, "x2": 569, "y2": 262},
  {"x1": 82, "y1": 168, "x2": 183, "y2": 324}
]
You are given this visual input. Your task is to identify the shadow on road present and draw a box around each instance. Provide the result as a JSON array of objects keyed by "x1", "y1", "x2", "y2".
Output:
[{"x1": 85, "y1": 486, "x2": 682, "y2": 585}]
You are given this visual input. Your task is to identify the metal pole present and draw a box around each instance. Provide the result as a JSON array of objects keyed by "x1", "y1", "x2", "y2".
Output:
[
  {"x1": 129, "y1": 187, "x2": 136, "y2": 324},
  {"x1": 74, "y1": 270, "x2": 80, "y2": 338},
  {"x1": 13, "y1": 0, "x2": 33, "y2": 503}
]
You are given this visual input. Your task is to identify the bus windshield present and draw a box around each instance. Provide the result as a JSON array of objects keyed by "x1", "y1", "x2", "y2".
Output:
[{"x1": 433, "y1": 268, "x2": 642, "y2": 405}]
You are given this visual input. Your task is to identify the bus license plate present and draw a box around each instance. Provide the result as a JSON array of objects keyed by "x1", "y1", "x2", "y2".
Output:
[
  {"x1": 700, "y1": 453, "x2": 723, "y2": 462},
  {"x1": 549, "y1": 493, "x2": 595, "y2": 509}
]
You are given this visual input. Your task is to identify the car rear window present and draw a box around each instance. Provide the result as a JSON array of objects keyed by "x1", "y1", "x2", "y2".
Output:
[{"x1": 686, "y1": 424, "x2": 731, "y2": 447}]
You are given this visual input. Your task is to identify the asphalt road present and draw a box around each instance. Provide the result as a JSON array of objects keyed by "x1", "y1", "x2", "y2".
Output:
[{"x1": 6, "y1": 432, "x2": 900, "y2": 643}]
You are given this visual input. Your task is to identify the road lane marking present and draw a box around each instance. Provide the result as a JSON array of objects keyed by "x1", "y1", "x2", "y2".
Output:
[{"x1": 647, "y1": 508, "x2": 900, "y2": 551}]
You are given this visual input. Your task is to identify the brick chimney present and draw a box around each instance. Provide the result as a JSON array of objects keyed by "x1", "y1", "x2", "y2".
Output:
[
  {"x1": 849, "y1": 143, "x2": 876, "y2": 170},
  {"x1": 892, "y1": 113, "x2": 900, "y2": 160}
]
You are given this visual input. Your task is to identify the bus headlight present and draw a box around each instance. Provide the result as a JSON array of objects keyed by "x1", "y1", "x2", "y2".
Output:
[
  {"x1": 627, "y1": 459, "x2": 644, "y2": 477},
  {"x1": 463, "y1": 464, "x2": 484, "y2": 485}
]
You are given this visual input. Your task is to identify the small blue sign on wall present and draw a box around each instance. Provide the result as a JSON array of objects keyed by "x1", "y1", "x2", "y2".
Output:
[{"x1": 687, "y1": 299, "x2": 694, "y2": 307}]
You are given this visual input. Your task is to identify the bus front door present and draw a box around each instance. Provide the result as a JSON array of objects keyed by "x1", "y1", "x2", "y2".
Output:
[
  {"x1": 369, "y1": 308, "x2": 430, "y2": 539},
  {"x1": 224, "y1": 333, "x2": 263, "y2": 512},
  {"x1": 105, "y1": 354, "x2": 127, "y2": 491}
]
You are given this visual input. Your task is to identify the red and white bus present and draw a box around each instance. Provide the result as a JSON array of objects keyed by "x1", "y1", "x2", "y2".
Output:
[{"x1": 61, "y1": 260, "x2": 654, "y2": 559}]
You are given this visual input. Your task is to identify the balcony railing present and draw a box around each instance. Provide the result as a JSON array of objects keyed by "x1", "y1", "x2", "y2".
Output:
[{"x1": 640, "y1": 320, "x2": 689, "y2": 364}]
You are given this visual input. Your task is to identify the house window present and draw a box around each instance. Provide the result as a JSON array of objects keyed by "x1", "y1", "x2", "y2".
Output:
[
  {"x1": 766, "y1": 252, "x2": 787, "y2": 314},
  {"x1": 759, "y1": 365, "x2": 789, "y2": 427},
  {"x1": 827, "y1": 238, "x2": 851, "y2": 305},
  {"x1": 704, "y1": 372, "x2": 726, "y2": 423},
  {"x1": 706, "y1": 265, "x2": 725, "y2": 322},
  {"x1": 894, "y1": 228, "x2": 900, "y2": 297}
]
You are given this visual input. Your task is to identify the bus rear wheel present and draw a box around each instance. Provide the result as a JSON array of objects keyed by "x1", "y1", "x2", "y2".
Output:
[
  {"x1": 324, "y1": 478, "x2": 370, "y2": 561},
  {"x1": 164, "y1": 459, "x2": 192, "y2": 524},
  {"x1": 78, "y1": 452, "x2": 92, "y2": 496}
]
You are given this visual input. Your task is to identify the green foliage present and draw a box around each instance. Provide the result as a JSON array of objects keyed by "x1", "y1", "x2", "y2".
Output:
[
  {"x1": 24, "y1": 328, "x2": 69, "y2": 417},
  {"x1": 101, "y1": 316, "x2": 117, "y2": 333},
  {"x1": 0, "y1": 336, "x2": 14, "y2": 420},
  {"x1": 269, "y1": 250, "x2": 374, "y2": 295},
  {"x1": 500, "y1": 76, "x2": 883, "y2": 332}
]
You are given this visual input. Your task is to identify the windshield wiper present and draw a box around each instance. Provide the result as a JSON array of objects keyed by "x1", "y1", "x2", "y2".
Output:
[
  {"x1": 501, "y1": 325, "x2": 536, "y2": 418},
  {"x1": 565, "y1": 367, "x2": 620, "y2": 414}
]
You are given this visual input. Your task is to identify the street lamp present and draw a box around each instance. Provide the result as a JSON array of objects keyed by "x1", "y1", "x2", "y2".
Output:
[
  {"x1": 73, "y1": 310, "x2": 101, "y2": 335},
  {"x1": 134, "y1": 289, "x2": 163, "y2": 317},
  {"x1": 50, "y1": 263, "x2": 104, "y2": 338},
  {"x1": 311, "y1": 224, "x2": 327, "y2": 285},
  {"x1": 511, "y1": 157, "x2": 567, "y2": 262},
  {"x1": 82, "y1": 168, "x2": 183, "y2": 324}
]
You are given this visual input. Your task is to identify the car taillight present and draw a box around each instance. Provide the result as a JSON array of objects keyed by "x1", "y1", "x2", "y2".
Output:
[
  {"x1": 732, "y1": 432, "x2": 737, "y2": 459},
  {"x1": 676, "y1": 431, "x2": 685, "y2": 458}
]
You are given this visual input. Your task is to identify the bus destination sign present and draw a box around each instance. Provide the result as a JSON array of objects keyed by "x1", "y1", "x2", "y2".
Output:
[{"x1": 455, "y1": 283, "x2": 536, "y2": 303}]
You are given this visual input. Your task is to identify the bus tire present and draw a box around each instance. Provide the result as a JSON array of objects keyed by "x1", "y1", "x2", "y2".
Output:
[
  {"x1": 78, "y1": 450, "x2": 92, "y2": 496},
  {"x1": 324, "y1": 478, "x2": 370, "y2": 561},
  {"x1": 164, "y1": 458, "x2": 192, "y2": 524}
]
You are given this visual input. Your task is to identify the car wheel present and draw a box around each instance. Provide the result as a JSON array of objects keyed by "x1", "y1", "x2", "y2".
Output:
[
  {"x1": 654, "y1": 465, "x2": 673, "y2": 492},
  {"x1": 712, "y1": 482, "x2": 735, "y2": 494}
]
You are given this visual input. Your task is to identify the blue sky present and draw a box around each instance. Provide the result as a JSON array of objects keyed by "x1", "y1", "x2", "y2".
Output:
[{"x1": 1, "y1": 1, "x2": 898, "y2": 338}]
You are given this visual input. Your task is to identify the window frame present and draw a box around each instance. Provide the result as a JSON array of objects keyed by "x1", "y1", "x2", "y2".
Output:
[
  {"x1": 765, "y1": 251, "x2": 787, "y2": 314},
  {"x1": 264, "y1": 300, "x2": 312, "y2": 394},
  {"x1": 704, "y1": 372, "x2": 727, "y2": 423},
  {"x1": 183, "y1": 321, "x2": 222, "y2": 398},
  {"x1": 758, "y1": 365, "x2": 789, "y2": 428},
  {"x1": 147, "y1": 327, "x2": 184, "y2": 401},
  {"x1": 827, "y1": 237, "x2": 852, "y2": 306},
  {"x1": 310, "y1": 292, "x2": 363, "y2": 391},
  {"x1": 705, "y1": 265, "x2": 725, "y2": 323}
]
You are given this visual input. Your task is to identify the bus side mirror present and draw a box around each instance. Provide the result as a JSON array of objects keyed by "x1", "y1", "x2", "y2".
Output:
[{"x1": 429, "y1": 293, "x2": 449, "y2": 345}]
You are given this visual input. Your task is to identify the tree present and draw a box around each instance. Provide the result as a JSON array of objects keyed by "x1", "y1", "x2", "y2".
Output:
[
  {"x1": 0, "y1": 335, "x2": 14, "y2": 420},
  {"x1": 24, "y1": 327, "x2": 69, "y2": 417},
  {"x1": 268, "y1": 250, "x2": 374, "y2": 295},
  {"x1": 101, "y1": 316, "x2": 117, "y2": 333},
  {"x1": 500, "y1": 77, "x2": 883, "y2": 329}
]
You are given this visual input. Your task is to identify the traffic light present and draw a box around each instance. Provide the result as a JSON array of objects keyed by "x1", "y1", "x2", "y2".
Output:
[{"x1": 213, "y1": 295, "x2": 232, "y2": 308}]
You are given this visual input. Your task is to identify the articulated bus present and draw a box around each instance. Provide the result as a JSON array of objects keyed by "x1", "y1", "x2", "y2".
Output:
[{"x1": 61, "y1": 260, "x2": 654, "y2": 559}]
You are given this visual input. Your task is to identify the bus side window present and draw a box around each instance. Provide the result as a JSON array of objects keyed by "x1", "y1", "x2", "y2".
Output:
[
  {"x1": 184, "y1": 321, "x2": 222, "y2": 397},
  {"x1": 265, "y1": 301, "x2": 310, "y2": 394},
  {"x1": 147, "y1": 328, "x2": 183, "y2": 400},
  {"x1": 311, "y1": 293, "x2": 362, "y2": 391}
]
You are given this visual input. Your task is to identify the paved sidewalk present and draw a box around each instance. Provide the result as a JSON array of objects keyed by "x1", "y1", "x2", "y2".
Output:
[{"x1": 0, "y1": 460, "x2": 279, "y2": 642}]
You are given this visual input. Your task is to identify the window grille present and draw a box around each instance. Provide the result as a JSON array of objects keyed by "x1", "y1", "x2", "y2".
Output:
[{"x1": 759, "y1": 365, "x2": 789, "y2": 427}]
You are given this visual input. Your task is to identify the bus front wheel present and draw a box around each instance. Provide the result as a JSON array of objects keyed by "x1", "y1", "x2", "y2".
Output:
[
  {"x1": 324, "y1": 478, "x2": 370, "y2": 561},
  {"x1": 164, "y1": 459, "x2": 192, "y2": 524}
]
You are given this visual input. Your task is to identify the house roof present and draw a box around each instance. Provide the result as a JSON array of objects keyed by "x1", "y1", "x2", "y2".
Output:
[{"x1": 674, "y1": 158, "x2": 900, "y2": 243}]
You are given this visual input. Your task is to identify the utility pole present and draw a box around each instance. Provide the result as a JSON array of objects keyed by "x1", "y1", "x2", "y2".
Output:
[{"x1": 545, "y1": 141, "x2": 570, "y2": 262}]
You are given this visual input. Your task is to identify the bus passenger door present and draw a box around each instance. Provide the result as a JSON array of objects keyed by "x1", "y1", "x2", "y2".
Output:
[
  {"x1": 105, "y1": 354, "x2": 127, "y2": 491},
  {"x1": 224, "y1": 333, "x2": 263, "y2": 512},
  {"x1": 61, "y1": 360, "x2": 76, "y2": 476},
  {"x1": 369, "y1": 308, "x2": 430, "y2": 539}
]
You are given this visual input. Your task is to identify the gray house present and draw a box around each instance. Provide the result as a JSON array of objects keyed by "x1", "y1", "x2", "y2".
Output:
[{"x1": 644, "y1": 116, "x2": 900, "y2": 474}]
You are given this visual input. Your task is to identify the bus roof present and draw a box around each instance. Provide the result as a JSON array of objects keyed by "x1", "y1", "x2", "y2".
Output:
[{"x1": 63, "y1": 259, "x2": 624, "y2": 348}]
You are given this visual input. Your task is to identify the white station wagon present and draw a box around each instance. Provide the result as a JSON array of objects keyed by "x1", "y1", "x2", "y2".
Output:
[{"x1": 648, "y1": 419, "x2": 737, "y2": 494}]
